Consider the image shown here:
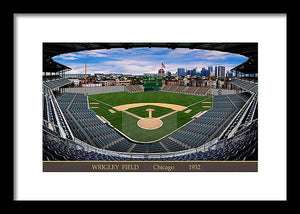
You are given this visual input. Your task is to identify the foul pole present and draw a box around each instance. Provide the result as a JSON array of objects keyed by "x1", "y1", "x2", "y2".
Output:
[{"x1": 85, "y1": 61, "x2": 87, "y2": 96}]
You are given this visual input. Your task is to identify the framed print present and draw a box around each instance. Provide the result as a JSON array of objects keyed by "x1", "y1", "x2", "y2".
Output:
[{"x1": 14, "y1": 13, "x2": 287, "y2": 201}]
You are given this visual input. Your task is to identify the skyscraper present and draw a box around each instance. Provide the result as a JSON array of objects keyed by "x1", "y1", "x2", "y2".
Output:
[
  {"x1": 177, "y1": 68, "x2": 186, "y2": 76},
  {"x1": 186, "y1": 69, "x2": 192, "y2": 76},
  {"x1": 201, "y1": 68, "x2": 207, "y2": 76},
  {"x1": 191, "y1": 68, "x2": 197, "y2": 76},
  {"x1": 208, "y1": 66, "x2": 213, "y2": 74},
  {"x1": 226, "y1": 70, "x2": 233, "y2": 78},
  {"x1": 217, "y1": 66, "x2": 226, "y2": 78}
]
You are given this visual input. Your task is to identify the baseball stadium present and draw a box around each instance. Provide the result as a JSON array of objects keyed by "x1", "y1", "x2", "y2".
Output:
[{"x1": 43, "y1": 43, "x2": 258, "y2": 161}]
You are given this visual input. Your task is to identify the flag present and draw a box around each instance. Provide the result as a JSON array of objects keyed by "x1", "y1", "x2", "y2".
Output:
[{"x1": 162, "y1": 63, "x2": 165, "y2": 68}]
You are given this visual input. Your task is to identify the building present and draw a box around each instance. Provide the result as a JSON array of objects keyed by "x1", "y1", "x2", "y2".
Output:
[
  {"x1": 201, "y1": 68, "x2": 209, "y2": 76},
  {"x1": 217, "y1": 66, "x2": 226, "y2": 78},
  {"x1": 208, "y1": 66, "x2": 213, "y2": 74},
  {"x1": 166, "y1": 71, "x2": 172, "y2": 76},
  {"x1": 158, "y1": 63, "x2": 166, "y2": 77},
  {"x1": 68, "y1": 78, "x2": 80, "y2": 86},
  {"x1": 158, "y1": 68, "x2": 165, "y2": 77},
  {"x1": 226, "y1": 71, "x2": 233, "y2": 78},
  {"x1": 115, "y1": 80, "x2": 131, "y2": 86},
  {"x1": 177, "y1": 68, "x2": 186, "y2": 76},
  {"x1": 191, "y1": 68, "x2": 197, "y2": 76},
  {"x1": 65, "y1": 73, "x2": 91, "y2": 79},
  {"x1": 101, "y1": 80, "x2": 116, "y2": 86},
  {"x1": 185, "y1": 69, "x2": 192, "y2": 76},
  {"x1": 166, "y1": 81, "x2": 179, "y2": 86}
]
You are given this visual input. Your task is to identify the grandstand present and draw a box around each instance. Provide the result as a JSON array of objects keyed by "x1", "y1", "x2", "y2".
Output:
[
  {"x1": 43, "y1": 78, "x2": 71, "y2": 90},
  {"x1": 43, "y1": 43, "x2": 258, "y2": 162},
  {"x1": 160, "y1": 85, "x2": 209, "y2": 96},
  {"x1": 184, "y1": 86, "x2": 198, "y2": 95},
  {"x1": 126, "y1": 85, "x2": 144, "y2": 93},
  {"x1": 231, "y1": 79, "x2": 258, "y2": 94}
]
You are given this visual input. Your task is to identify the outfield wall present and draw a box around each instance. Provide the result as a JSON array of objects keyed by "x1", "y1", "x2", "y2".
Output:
[{"x1": 64, "y1": 86, "x2": 126, "y2": 95}]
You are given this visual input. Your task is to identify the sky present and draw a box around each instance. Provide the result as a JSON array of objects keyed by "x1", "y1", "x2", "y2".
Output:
[{"x1": 53, "y1": 47, "x2": 248, "y2": 75}]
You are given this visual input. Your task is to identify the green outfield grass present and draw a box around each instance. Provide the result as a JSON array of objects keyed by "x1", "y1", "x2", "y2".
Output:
[
  {"x1": 88, "y1": 91, "x2": 212, "y2": 142},
  {"x1": 89, "y1": 91, "x2": 206, "y2": 106}
]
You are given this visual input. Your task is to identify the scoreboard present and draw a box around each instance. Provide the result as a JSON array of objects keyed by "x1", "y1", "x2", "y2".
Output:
[{"x1": 143, "y1": 75, "x2": 162, "y2": 88}]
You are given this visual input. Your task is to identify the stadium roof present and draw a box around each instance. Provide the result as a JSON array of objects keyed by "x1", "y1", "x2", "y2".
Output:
[
  {"x1": 43, "y1": 57, "x2": 71, "y2": 73},
  {"x1": 43, "y1": 43, "x2": 258, "y2": 74}
]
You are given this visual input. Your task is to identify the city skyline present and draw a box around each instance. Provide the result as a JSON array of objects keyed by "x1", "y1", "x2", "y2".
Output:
[{"x1": 53, "y1": 47, "x2": 248, "y2": 75}]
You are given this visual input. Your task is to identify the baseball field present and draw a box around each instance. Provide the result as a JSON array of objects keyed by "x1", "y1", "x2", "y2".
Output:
[{"x1": 88, "y1": 91, "x2": 212, "y2": 142}]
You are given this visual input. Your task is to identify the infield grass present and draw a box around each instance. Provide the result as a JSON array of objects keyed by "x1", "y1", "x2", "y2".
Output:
[{"x1": 126, "y1": 105, "x2": 174, "y2": 118}]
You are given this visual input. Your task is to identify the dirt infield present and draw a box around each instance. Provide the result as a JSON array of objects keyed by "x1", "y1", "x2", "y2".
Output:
[
  {"x1": 90, "y1": 107, "x2": 99, "y2": 109},
  {"x1": 137, "y1": 118, "x2": 163, "y2": 130},
  {"x1": 146, "y1": 108, "x2": 154, "y2": 118},
  {"x1": 89, "y1": 103, "x2": 99, "y2": 104},
  {"x1": 202, "y1": 102, "x2": 212, "y2": 104},
  {"x1": 184, "y1": 109, "x2": 192, "y2": 113},
  {"x1": 108, "y1": 109, "x2": 116, "y2": 113},
  {"x1": 203, "y1": 106, "x2": 211, "y2": 108},
  {"x1": 113, "y1": 103, "x2": 186, "y2": 111},
  {"x1": 116, "y1": 103, "x2": 180, "y2": 130}
]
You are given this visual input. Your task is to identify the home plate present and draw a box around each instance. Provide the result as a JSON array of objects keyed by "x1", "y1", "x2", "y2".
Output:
[{"x1": 184, "y1": 109, "x2": 192, "y2": 113}]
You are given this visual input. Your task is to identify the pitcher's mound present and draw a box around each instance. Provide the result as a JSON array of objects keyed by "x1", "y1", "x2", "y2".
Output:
[{"x1": 137, "y1": 118, "x2": 163, "y2": 130}]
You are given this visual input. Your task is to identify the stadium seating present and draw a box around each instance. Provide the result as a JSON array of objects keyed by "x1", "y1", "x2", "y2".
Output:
[
  {"x1": 157, "y1": 93, "x2": 249, "y2": 149},
  {"x1": 194, "y1": 87, "x2": 209, "y2": 96},
  {"x1": 43, "y1": 78, "x2": 71, "y2": 90},
  {"x1": 160, "y1": 85, "x2": 171, "y2": 91},
  {"x1": 43, "y1": 119, "x2": 257, "y2": 161},
  {"x1": 160, "y1": 85, "x2": 209, "y2": 96},
  {"x1": 132, "y1": 85, "x2": 144, "y2": 92},
  {"x1": 126, "y1": 85, "x2": 143, "y2": 93},
  {"x1": 43, "y1": 86, "x2": 256, "y2": 157},
  {"x1": 166, "y1": 85, "x2": 178, "y2": 92},
  {"x1": 231, "y1": 79, "x2": 258, "y2": 94},
  {"x1": 184, "y1": 86, "x2": 198, "y2": 94},
  {"x1": 174, "y1": 86, "x2": 186, "y2": 93},
  {"x1": 130, "y1": 143, "x2": 167, "y2": 153}
]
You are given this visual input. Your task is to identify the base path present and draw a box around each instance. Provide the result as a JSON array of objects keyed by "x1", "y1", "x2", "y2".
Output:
[{"x1": 113, "y1": 103, "x2": 186, "y2": 111}]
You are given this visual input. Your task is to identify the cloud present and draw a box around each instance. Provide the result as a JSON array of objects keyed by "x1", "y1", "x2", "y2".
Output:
[
  {"x1": 54, "y1": 47, "x2": 247, "y2": 75},
  {"x1": 54, "y1": 53, "x2": 80, "y2": 60}
]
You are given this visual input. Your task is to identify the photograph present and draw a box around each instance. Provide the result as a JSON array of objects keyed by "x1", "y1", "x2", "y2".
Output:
[{"x1": 42, "y1": 43, "x2": 258, "y2": 172}]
